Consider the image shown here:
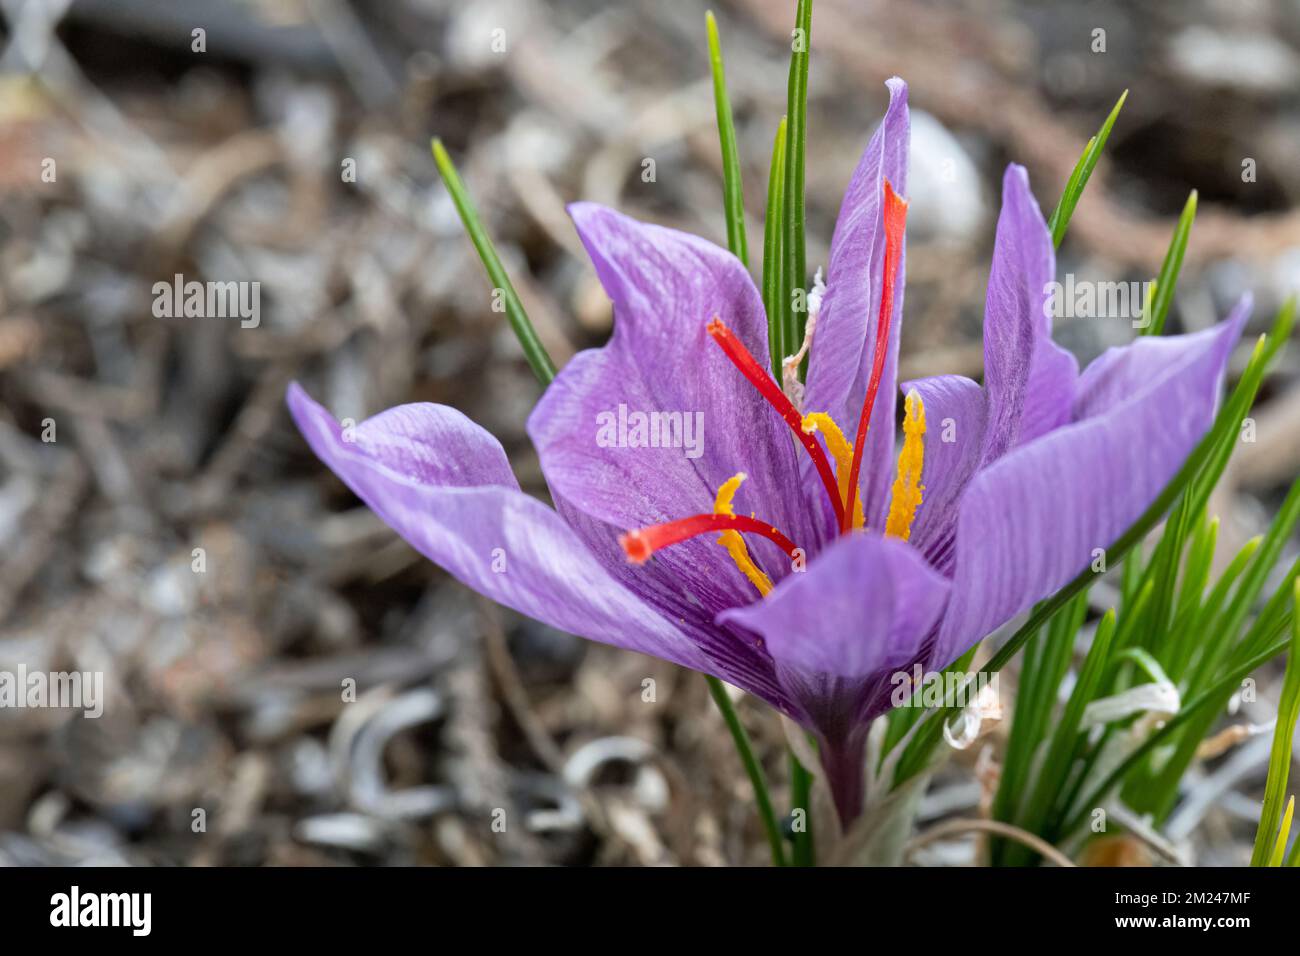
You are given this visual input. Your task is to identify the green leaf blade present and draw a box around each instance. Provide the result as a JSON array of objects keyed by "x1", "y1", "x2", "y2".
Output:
[
  {"x1": 705, "y1": 675, "x2": 787, "y2": 866},
  {"x1": 781, "y1": 0, "x2": 812, "y2": 376},
  {"x1": 706, "y1": 11, "x2": 749, "y2": 269},
  {"x1": 431, "y1": 139, "x2": 557, "y2": 386},
  {"x1": 1141, "y1": 190, "x2": 1198, "y2": 337},
  {"x1": 1251, "y1": 580, "x2": 1300, "y2": 866},
  {"x1": 763, "y1": 117, "x2": 788, "y2": 376},
  {"x1": 1047, "y1": 89, "x2": 1127, "y2": 248}
]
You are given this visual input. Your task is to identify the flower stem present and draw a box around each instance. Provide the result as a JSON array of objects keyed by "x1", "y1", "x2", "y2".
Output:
[{"x1": 706, "y1": 675, "x2": 787, "y2": 866}]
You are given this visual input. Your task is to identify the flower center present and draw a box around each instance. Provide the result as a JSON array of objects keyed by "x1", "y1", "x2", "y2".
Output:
[
  {"x1": 801, "y1": 412, "x2": 864, "y2": 530},
  {"x1": 705, "y1": 318, "x2": 846, "y2": 528},
  {"x1": 617, "y1": 178, "x2": 927, "y2": 591}
]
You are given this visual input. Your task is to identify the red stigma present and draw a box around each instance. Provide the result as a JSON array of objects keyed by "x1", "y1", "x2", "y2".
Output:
[
  {"x1": 619, "y1": 513, "x2": 800, "y2": 564},
  {"x1": 843, "y1": 179, "x2": 908, "y2": 534},
  {"x1": 706, "y1": 318, "x2": 846, "y2": 528}
]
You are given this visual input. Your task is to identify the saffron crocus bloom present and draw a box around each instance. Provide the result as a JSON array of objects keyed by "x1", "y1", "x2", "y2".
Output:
[{"x1": 288, "y1": 78, "x2": 1247, "y2": 825}]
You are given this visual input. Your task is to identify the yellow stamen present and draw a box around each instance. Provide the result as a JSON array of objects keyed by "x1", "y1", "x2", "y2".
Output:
[
  {"x1": 885, "y1": 390, "x2": 926, "y2": 541},
  {"x1": 801, "y1": 412, "x2": 864, "y2": 530},
  {"x1": 714, "y1": 473, "x2": 774, "y2": 595}
]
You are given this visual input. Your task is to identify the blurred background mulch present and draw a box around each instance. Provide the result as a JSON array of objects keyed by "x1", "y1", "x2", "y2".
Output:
[{"x1": 0, "y1": 0, "x2": 1297, "y2": 865}]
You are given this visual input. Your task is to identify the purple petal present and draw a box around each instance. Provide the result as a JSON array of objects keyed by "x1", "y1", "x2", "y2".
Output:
[
  {"x1": 980, "y1": 165, "x2": 1078, "y2": 462},
  {"x1": 720, "y1": 532, "x2": 948, "y2": 682},
  {"x1": 1072, "y1": 296, "x2": 1251, "y2": 419},
  {"x1": 553, "y1": 498, "x2": 794, "y2": 713},
  {"x1": 719, "y1": 530, "x2": 949, "y2": 822},
  {"x1": 900, "y1": 374, "x2": 988, "y2": 575},
  {"x1": 802, "y1": 77, "x2": 910, "y2": 526},
  {"x1": 933, "y1": 300, "x2": 1249, "y2": 667},
  {"x1": 286, "y1": 383, "x2": 710, "y2": 673},
  {"x1": 719, "y1": 531, "x2": 949, "y2": 746},
  {"x1": 528, "y1": 203, "x2": 817, "y2": 613}
]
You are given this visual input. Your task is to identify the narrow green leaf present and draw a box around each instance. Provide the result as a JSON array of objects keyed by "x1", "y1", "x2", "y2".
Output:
[
  {"x1": 1167, "y1": 535, "x2": 1261, "y2": 685},
  {"x1": 1170, "y1": 513, "x2": 1217, "y2": 637},
  {"x1": 1239, "y1": 555, "x2": 1300, "y2": 664},
  {"x1": 763, "y1": 117, "x2": 788, "y2": 376},
  {"x1": 1119, "y1": 547, "x2": 1146, "y2": 611},
  {"x1": 705, "y1": 675, "x2": 787, "y2": 866},
  {"x1": 1192, "y1": 478, "x2": 1300, "y2": 692},
  {"x1": 1134, "y1": 552, "x2": 1300, "y2": 818},
  {"x1": 1141, "y1": 190, "x2": 1197, "y2": 337},
  {"x1": 1251, "y1": 580, "x2": 1300, "y2": 866},
  {"x1": 1269, "y1": 797, "x2": 1294, "y2": 867},
  {"x1": 1139, "y1": 464, "x2": 1199, "y2": 655},
  {"x1": 781, "y1": 0, "x2": 812, "y2": 375},
  {"x1": 990, "y1": 620, "x2": 1049, "y2": 853},
  {"x1": 881, "y1": 642, "x2": 980, "y2": 767},
  {"x1": 1128, "y1": 432, "x2": 1300, "y2": 817},
  {"x1": 1181, "y1": 297, "x2": 1294, "y2": 518},
  {"x1": 992, "y1": 591, "x2": 1087, "y2": 860},
  {"x1": 1197, "y1": 534, "x2": 1261, "y2": 632},
  {"x1": 1109, "y1": 578, "x2": 1157, "y2": 666},
  {"x1": 706, "y1": 11, "x2": 748, "y2": 269},
  {"x1": 1160, "y1": 567, "x2": 1300, "y2": 816},
  {"x1": 1114, "y1": 646, "x2": 1174, "y2": 687},
  {"x1": 431, "y1": 139, "x2": 557, "y2": 386},
  {"x1": 789, "y1": 750, "x2": 815, "y2": 866},
  {"x1": 1002, "y1": 609, "x2": 1118, "y2": 866},
  {"x1": 1052, "y1": 135, "x2": 1094, "y2": 241},
  {"x1": 1054, "y1": 588, "x2": 1156, "y2": 825},
  {"x1": 1046, "y1": 89, "x2": 1128, "y2": 248}
]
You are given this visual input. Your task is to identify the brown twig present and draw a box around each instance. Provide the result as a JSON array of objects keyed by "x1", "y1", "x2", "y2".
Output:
[{"x1": 906, "y1": 817, "x2": 1078, "y2": 867}]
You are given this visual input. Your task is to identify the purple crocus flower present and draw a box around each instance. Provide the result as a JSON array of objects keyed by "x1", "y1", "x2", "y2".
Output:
[{"x1": 287, "y1": 78, "x2": 1246, "y2": 825}]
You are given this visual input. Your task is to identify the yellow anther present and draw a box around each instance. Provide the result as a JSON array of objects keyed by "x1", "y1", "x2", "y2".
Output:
[
  {"x1": 885, "y1": 390, "x2": 926, "y2": 541},
  {"x1": 714, "y1": 473, "x2": 774, "y2": 596},
  {"x1": 801, "y1": 413, "x2": 864, "y2": 530}
]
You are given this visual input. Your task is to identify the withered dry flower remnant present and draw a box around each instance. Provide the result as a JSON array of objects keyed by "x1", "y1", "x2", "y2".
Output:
[{"x1": 288, "y1": 79, "x2": 1246, "y2": 825}]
